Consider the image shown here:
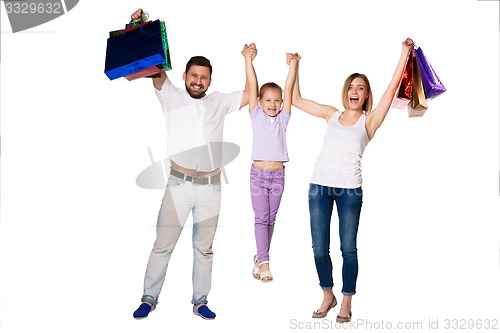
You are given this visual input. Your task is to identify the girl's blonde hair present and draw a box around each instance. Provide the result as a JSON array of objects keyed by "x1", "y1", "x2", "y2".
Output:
[{"x1": 259, "y1": 82, "x2": 282, "y2": 99}]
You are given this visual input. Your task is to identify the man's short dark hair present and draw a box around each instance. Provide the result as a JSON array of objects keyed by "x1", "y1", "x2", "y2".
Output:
[{"x1": 185, "y1": 56, "x2": 213, "y2": 77}]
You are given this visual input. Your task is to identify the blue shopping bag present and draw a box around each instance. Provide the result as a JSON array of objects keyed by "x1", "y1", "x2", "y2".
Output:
[{"x1": 104, "y1": 19, "x2": 166, "y2": 80}]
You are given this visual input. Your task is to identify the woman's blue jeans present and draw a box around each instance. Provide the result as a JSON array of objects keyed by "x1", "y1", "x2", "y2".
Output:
[{"x1": 308, "y1": 183, "x2": 363, "y2": 296}]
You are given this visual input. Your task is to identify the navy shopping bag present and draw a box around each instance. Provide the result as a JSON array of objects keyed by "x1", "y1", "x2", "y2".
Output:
[{"x1": 104, "y1": 19, "x2": 166, "y2": 80}]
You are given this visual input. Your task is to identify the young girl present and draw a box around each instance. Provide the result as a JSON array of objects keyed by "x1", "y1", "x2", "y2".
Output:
[
  {"x1": 242, "y1": 44, "x2": 299, "y2": 282},
  {"x1": 292, "y1": 38, "x2": 414, "y2": 321}
]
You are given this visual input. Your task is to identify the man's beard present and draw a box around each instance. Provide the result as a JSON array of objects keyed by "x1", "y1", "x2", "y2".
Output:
[{"x1": 185, "y1": 83, "x2": 206, "y2": 99}]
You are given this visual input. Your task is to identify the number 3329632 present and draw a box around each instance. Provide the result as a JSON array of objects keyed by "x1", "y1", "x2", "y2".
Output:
[{"x1": 5, "y1": 2, "x2": 62, "y2": 14}]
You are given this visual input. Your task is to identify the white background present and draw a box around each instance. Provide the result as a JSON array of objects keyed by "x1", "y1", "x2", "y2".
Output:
[{"x1": 1, "y1": 0, "x2": 499, "y2": 332}]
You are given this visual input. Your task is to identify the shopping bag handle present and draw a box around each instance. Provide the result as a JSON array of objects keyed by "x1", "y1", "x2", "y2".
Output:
[
  {"x1": 123, "y1": 19, "x2": 142, "y2": 34},
  {"x1": 122, "y1": 10, "x2": 149, "y2": 35}
]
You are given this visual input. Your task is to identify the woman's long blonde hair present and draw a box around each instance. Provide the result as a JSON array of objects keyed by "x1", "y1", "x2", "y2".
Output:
[{"x1": 341, "y1": 73, "x2": 373, "y2": 112}]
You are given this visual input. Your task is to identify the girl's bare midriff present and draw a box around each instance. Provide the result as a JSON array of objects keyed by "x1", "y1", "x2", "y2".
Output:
[{"x1": 252, "y1": 160, "x2": 284, "y2": 171}]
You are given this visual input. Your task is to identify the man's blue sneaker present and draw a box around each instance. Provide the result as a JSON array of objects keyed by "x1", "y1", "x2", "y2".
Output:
[
  {"x1": 133, "y1": 303, "x2": 153, "y2": 319},
  {"x1": 193, "y1": 304, "x2": 216, "y2": 320}
]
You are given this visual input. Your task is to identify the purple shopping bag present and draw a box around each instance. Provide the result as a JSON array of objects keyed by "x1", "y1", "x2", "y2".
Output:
[{"x1": 414, "y1": 46, "x2": 446, "y2": 99}]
